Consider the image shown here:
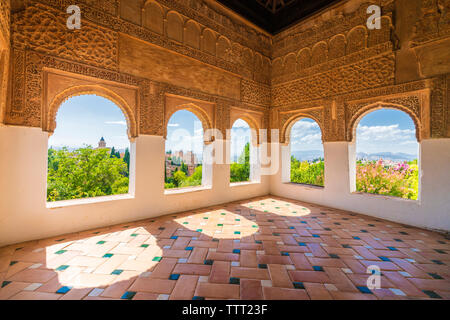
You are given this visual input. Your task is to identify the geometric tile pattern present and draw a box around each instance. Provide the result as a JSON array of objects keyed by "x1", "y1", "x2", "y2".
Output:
[{"x1": 0, "y1": 196, "x2": 449, "y2": 300}]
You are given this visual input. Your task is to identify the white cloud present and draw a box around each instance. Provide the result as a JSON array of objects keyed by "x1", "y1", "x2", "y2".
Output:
[
  {"x1": 168, "y1": 123, "x2": 180, "y2": 127},
  {"x1": 105, "y1": 120, "x2": 127, "y2": 126},
  {"x1": 232, "y1": 119, "x2": 250, "y2": 128},
  {"x1": 357, "y1": 124, "x2": 415, "y2": 142}
]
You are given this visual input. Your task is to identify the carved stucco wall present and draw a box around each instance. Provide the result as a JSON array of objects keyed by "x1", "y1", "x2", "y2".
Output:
[
  {"x1": 0, "y1": 0, "x2": 10, "y2": 124},
  {"x1": 5, "y1": 0, "x2": 272, "y2": 138},
  {"x1": 3, "y1": 0, "x2": 450, "y2": 143},
  {"x1": 271, "y1": 0, "x2": 449, "y2": 143}
]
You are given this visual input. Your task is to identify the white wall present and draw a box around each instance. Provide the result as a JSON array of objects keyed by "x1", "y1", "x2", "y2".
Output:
[
  {"x1": 1, "y1": 125, "x2": 448, "y2": 246},
  {"x1": 270, "y1": 140, "x2": 450, "y2": 232},
  {"x1": 0, "y1": 126, "x2": 269, "y2": 246}
]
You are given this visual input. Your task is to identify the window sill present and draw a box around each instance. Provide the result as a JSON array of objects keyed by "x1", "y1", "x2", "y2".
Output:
[
  {"x1": 46, "y1": 193, "x2": 135, "y2": 209},
  {"x1": 351, "y1": 191, "x2": 419, "y2": 203},
  {"x1": 164, "y1": 185, "x2": 212, "y2": 195},
  {"x1": 283, "y1": 182, "x2": 324, "y2": 190},
  {"x1": 230, "y1": 181, "x2": 261, "y2": 187}
]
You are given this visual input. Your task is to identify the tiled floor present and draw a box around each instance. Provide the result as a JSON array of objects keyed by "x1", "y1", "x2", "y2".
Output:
[{"x1": 1, "y1": 196, "x2": 449, "y2": 300}]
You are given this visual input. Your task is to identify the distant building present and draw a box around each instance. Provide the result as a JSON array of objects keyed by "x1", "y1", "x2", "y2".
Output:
[
  {"x1": 165, "y1": 150, "x2": 199, "y2": 178},
  {"x1": 97, "y1": 137, "x2": 107, "y2": 149}
]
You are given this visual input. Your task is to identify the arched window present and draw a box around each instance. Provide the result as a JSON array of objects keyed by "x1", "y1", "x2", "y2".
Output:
[
  {"x1": 289, "y1": 118, "x2": 324, "y2": 187},
  {"x1": 47, "y1": 95, "x2": 132, "y2": 202},
  {"x1": 165, "y1": 110, "x2": 204, "y2": 189},
  {"x1": 230, "y1": 119, "x2": 251, "y2": 183},
  {"x1": 354, "y1": 109, "x2": 419, "y2": 200}
]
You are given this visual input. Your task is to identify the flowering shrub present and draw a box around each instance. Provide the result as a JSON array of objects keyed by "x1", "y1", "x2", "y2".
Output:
[
  {"x1": 290, "y1": 157, "x2": 324, "y2": 186},
  {"x1": 356, "y1": 159, "x2": 418, "y2": 200},
  {"x1": 290, "y1": 157, "x2": 419, "y2": 200}
]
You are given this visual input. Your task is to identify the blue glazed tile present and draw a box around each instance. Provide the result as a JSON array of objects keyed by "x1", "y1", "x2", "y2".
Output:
[
  {"x1": 272, "y1": 233, "x2": 280, "y2": 236},
  {"x1": 54, "y1": 250, "x2": 66, "y2": 255},
  {"x1": 289, "y1": 226, "x2": 295, "y2": 229},
  {"x1": 255, "y1": 240, "x2": 262, "y2": 244},
  {"x1": 298, "y1": 242, "x2": 306, "y2": 246},
  {"x1": 387, "y1": 247, "x2": 398, "y2": 251},
  {"x1": 56, "y1": 265, "x2": 69, "y2": 271},
  {"x1": 399, "y1": 231, "x2": 408, "y2": 235},
  {"x1": 342, "y1": 244, "x2": 352, "y2": 248},
  {"x1": 313, "y1": 266, "x2": 324, "y2": 272},
  {"x1": 428, "y1": 273, "x2": 443, "y2": 279},
  {"x1": 324, "y1": 228, "x2": 331, "y2": 231},
  {"x1": 170, "y1": 236, "x2": 178, "y2": 240},
  {"x1": 185, "y1": 247, "x2": 194, "y2": 251},
  {"x1": 140, "y1": 244, "x2": 149, "y2": 248},
  {"x1": 357, "y1": 286, "x2": 372, "y2": 294},
  {"x1": 432, "y1": 260, "x2": 445, "y2": 265},
  {"x1": 234, "y1": 231, "x2": 241, "y2": 235},
  {"x1": 422, "y1": 290, "x2": 442, "y2": 299},
  {"x1": 56, "y1": 286, "x2": 72, "y2": 294},
  {"x1": 258, "y1": 264, "x2": 267, "y2": 269},
  {"x1": 169, "y1": 274, "x2": 180, "y2": 280},
  {"x1": 121, "y1": 291, "x2": 136, "y2": 300},
  {"x1": 196, "y1": 229, "x2": 203, "y2": 232},
  {"x1": 103, "y1": 253, "x2": 114, "y2": 258},
  {"x1": 312, "y1": 234, "x2": 320, "y2": 238},
  {"x1": 111, "y1": 269, "x2": 123, "y2": 275},
  {"x1": 9, "y1": 261, "x2": 18, "y2": 266},
  {"x1": 158, "y1": 227, "x2": 165, "y2": 231},
  {"x1": 130, "y1": 234, "x2": 138, "y2": 237},
  {"x1": 394, "y1": 239, "x2": 403, "y2": 242},
  {"x1": 229, "y1": 277, "x2": 240, "y2": 285},
  {"x1": 193, "y1": 296, "x2": 205, "y2": 300},
  {"x1": 301, "y1": 221, "x2": 307, "y2": 224},
  {"x1": 360, "y1": 230, "x2": 368, "y2": 233},
  {"x1": 281, "y1": 252, "x2": 290, "y2": 256},
  {"x1": 353, "y1": 237, "x2": 361, "y2": 240},
  {"x1": 96, "y1": 241, "x2": 106, "y2": 245},
  {"x1": 329, "y1": 254, "x2": 339, "y2": 259},
  {"x1": 233, "y1": 249, "x2": 241, "y2": 254},
  {"x1": 434, "y1": 249, "x2": 446, "y2": 254},
  {"x1": 293, "y1": 282, "x2": 305, "y2": 289},
  {"x1": 379, "y1": 256, "x2": 391, "y2": 262},
  {"x1": 1, "y1": 281, "x2": 11, "y2": 288},
  {"x1": 204, "y1": 259, "x2": 214, "y2": 265}
]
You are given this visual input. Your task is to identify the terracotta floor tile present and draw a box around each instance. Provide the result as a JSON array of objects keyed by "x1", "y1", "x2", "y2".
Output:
[
  {"x1": 262, "y1": 287, "x2": 309, "y2": 300},
  {"x1": 9, "y1": 291, "x2": 61, "y2": 300},
  {"x1": 268, "y1": 264, "x2": 293, "y2": 288},
  {"x1": 240, "y1": 279, "x2": 263, "y2": 300},
  {"x1": 209, "y1": 261, "x2": 230, "y2": 283},
  {"x1": 1, "y1": 196, "x2": 448, "y2": 301},
  {"x1": 173, "y1": 263, "x2": 211, "y2": 276},
  {"x1": 169, "y1": 275, "x2": 198, "y2": 300},
  {"x1": 195, "y1": 282, "x2": 239, "y2": 299},
  {"x1": 303, "y1": 282, "x2": 333, "y2": 300},
  {"x1": 230, "y1": 267, "x2": 270, "y2": 280}
]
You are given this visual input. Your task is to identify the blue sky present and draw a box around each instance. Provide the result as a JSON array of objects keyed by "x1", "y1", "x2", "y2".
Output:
[
  {"x1": 166, "y1": 110, "x2": 203, "y2": 156},
  {"x1": 356, "y1": 109, "x2": 418, "y2": 154},
  {"x1": 48, "y1": 95, "x2": 130, "y2": 150},
  {"x1": 50, "y1": 95, "x2": 418, "y2": 156}
]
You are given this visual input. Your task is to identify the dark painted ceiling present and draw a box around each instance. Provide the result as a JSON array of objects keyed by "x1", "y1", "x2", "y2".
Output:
[{"x1": 217, "y1": 0, "x2": 343, "y2": 34}]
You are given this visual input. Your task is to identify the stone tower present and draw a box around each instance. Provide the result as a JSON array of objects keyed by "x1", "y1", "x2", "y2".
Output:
[{"x1": 98, "y1": 137, "x2": 106, "y2": 149}]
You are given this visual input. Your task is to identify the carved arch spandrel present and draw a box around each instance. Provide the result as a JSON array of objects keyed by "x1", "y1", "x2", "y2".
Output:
[
  {"x1": 346, "y1": 90, "x2": 431, "y2": 142},
  {"x1": 46, "y1": 84, "x2": 138, "y2": 140},
  {"x1": 164, "y1": 95, "x2": 214, "y2": 143},
  {"x1": 280, "y1": 109, "x2": 325, "y2": 145},
  {"x1": 229, "y1": 109, "x2": 263, "y2": 145}
]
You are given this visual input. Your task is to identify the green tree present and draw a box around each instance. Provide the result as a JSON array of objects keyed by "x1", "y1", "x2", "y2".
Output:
[
  {"x1": 123, "y1": 148, "x2": 130, "y2": 176},
  {"x1": 180, "y1": 162, "x2": 189, "y2": 175},
  {"x1": 47, "y1": 147, "x2": 129, "y2": 202},
  {"x1": 173, "y1": 170, "x2": 186, "y2": 188},
  {"x1": 230, "y1": 142, "x2": 250, "y2": 182}
]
